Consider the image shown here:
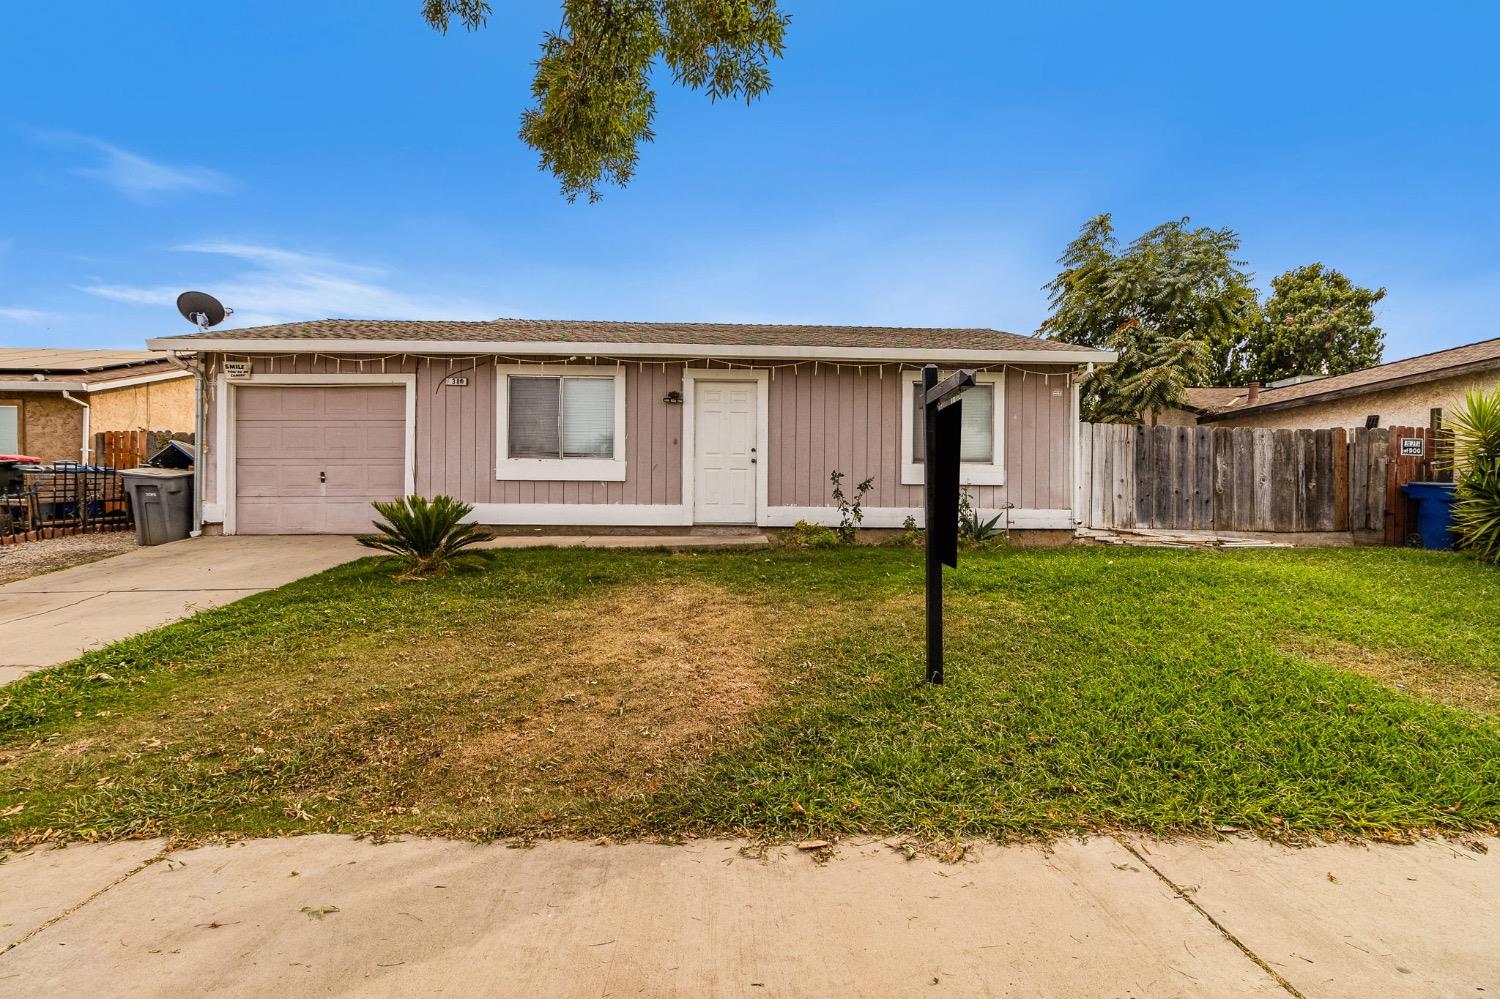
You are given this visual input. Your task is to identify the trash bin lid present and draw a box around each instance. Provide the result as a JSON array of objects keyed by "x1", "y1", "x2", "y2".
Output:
[
  {"x1": 119, "y1": 467, "x2": 194, "y2": 480},
  {"x1": 1400, "y1": 481, "x2": 1458, "y2": 501}
]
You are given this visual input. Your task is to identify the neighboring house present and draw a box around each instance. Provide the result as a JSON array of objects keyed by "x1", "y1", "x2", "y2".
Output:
[
  {"x1": 145, "y1": 319, "x2": 1115, "y2": 536},
  {"x1": 0, "y1": 349, "x2": 195, "y2": 463},
  {"x1": 1162, "y1": 336, "x2": 1500, "y2": 430}
]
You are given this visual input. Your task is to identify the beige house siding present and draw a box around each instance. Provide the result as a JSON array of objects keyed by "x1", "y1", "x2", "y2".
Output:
[
  {"x1": 197, "y1": 352, "x2": 1079, "y2": 528},
  {"x1": 88, "y1": 376, "x2": 195, "y2": 433},
  {"x1": 1211, "y1": 370, "x2": 1500, "y2": 430}
]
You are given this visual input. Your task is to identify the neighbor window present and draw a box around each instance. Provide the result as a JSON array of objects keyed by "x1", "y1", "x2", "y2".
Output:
[
  {"x1": 900, "y1": 373, "x2": 1006, "y2": 486},
  {"x1": 0, "y1": 403, "x2": 18, "y2": 455},
  {"x1": 495, "y1": 365, "x2": 627, "y2": 481}
]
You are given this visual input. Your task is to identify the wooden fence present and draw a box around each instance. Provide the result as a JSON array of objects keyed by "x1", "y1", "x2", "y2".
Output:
[
  {"x1": 94, "y1": 429, "x2": 194, "y2": 470},
  {"x1": 1077, "y1": 424, "x2": 1439, "y2": 543}
]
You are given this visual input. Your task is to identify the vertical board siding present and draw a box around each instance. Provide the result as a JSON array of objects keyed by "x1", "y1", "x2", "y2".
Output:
[
  {"x1": 203, "y1": 354, "x2": 1077, "y2": 518},
  {"x1": 764, "y1": 364, "x2": 1077, "y2": 510}
]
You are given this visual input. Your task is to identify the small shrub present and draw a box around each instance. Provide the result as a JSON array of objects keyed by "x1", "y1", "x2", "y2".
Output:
[
  {"x1": 785, "y1": 519, "x2": 839, "y2": 549},
  {"x1": 830, "y1": 470, "x2": 874, "y2": 544},
  {"x1": 885, "y1": 513, "x2": 924, "y2": 548},
  {"x1": 957, "y1": 488, "x2": 1004, "y2": 546},
  {"x1": 1447, "y1": 387, "x2": 1500, "y2": 562},
  {"x1": 357, "y1": 495, "x2": 488, "y2": 576}
]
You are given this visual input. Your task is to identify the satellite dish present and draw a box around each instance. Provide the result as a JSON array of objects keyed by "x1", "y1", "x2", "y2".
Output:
[{"x1": 176, "y1": 291, "x2": 233, "y2": 330}]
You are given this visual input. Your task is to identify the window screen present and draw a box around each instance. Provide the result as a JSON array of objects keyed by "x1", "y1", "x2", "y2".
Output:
[
  {"x1": 507, "y1": 376, "x2": 615, "y2": 460},
  {"x1": 912, "y1": 382, "x2": 994, "y2": 463},
  {"x1": 0, "y1": 405, "x2": 18, "y2": 455}
]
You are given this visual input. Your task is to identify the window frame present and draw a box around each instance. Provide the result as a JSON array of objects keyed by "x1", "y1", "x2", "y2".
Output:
[
  {"x1": 0, "y1": 400, "x2": 22, "y2": 455},
  {"x1": 900, "y1": 371, "x2": 1006, "y2": 486},
  {"x1": 494, "y1": 363, "x2": 628, "y2": 481}
]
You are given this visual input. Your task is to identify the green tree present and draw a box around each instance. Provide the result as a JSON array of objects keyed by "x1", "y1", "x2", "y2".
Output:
[
  {"x1": 423, "y1": 1, "x2": 789, "y2": 202},
  {"x1": 1039, "y1": 214, "x2": 1260, "y2": 421},
  {"x1": 1247, "y1": 264, "x2": 1385, "y2": 383}
]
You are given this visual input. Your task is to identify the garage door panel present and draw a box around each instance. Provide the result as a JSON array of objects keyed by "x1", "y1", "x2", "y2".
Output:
[{"x1": 233, "y1": 385, "x2": 408, "y2": 535}]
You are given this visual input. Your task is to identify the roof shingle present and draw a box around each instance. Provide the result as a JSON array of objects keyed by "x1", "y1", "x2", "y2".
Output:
[{"x1": 153, "y1": 317, "x2": 1080, "y2": 353}]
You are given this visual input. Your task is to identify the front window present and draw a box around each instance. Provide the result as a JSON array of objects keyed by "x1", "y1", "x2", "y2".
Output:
[
  {"x1": 901, "y1": 373, "x2": 1006, "y2": 486},
  {"x1": 495, "y1": 364, "x2": 627, "y2": 481},
  {"x1": 507, "y1": 376, "x2": 616, "y2": 459},
  {"x1": 911, "y1": 382, "x2": 994, "y2": 463}
]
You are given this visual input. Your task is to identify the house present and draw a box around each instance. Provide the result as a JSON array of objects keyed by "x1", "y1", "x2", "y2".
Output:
[
  {"x1": 0, "y1": 349, "x2": 195, "y2": 463},
  {"x1": 1163, "y1": 336, "x2": 1500, "y2": 430},
  {"x1": 145, "y1": 319, "x2": 1115, "y2": 537}
]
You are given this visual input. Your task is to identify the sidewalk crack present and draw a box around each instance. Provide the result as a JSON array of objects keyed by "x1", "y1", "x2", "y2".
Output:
[
  {"x1": 1120, "y1": 840, "x2": 1306, "y2": 998},
  {"x1": 1, "y1": 847, "x2": 170, "y2": 956}
]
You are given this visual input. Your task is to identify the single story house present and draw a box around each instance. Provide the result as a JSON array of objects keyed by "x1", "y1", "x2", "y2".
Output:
[
  {"x1": 0, "y1": 349, "x2": 195, "y2": 462},
  {"x1": 146, "y1": 319, "x2": 1115, "y2": 536},
  {"x1": 1161, "y1": 335, "x2": 1500, "y2": 430}
]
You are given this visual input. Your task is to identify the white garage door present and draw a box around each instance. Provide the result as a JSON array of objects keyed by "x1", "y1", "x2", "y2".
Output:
[{"x1": 234, "y1": 385, "x2": 406, "y2": 535}]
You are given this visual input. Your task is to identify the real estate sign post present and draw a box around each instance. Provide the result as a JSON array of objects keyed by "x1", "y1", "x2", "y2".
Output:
[{"x1": 923, "y1": 363, "x2": 977, "y2": 685}]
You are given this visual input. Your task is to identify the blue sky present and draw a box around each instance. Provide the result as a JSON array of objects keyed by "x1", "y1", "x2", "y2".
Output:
[{"x1": 2, "y1": 1, "x2": 1496, "y2": 362}]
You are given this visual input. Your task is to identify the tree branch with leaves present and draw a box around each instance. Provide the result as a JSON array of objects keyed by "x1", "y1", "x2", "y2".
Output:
[{"x1": 423, "y1": 1, "x2": 789, "y2": 202}]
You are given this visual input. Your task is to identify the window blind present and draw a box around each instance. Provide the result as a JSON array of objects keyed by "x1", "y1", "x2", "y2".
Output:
[
  {"x1": 507, "y1": 376, "x2": 616, "y2": 460},
  {"x1": 912, "y1": 382, "x2": 994, "y2": 463},
  {"x1": 0, "y1": 405, "x2": 18, "y2": 455}
]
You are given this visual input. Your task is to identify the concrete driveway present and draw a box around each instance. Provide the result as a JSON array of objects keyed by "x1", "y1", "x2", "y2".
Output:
[
  {"x1": 0, "y1": 536, "x2": 365, "y2": 683},
  {"x1": 0, "y1": 833, "x2": 1494, "y2": 997}
]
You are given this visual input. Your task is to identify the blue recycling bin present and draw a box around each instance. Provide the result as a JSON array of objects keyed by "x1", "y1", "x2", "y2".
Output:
[{"x1": 1400, "y1": 481, "x2": 1458, "y2": 550}]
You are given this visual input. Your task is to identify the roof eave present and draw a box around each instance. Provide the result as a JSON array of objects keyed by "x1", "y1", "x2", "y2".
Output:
[
  {"x1": 1199, "y1": 355, "x2": 1500, "y2": 422},
  {"x1": 146, "y1": 336, "x2": 1118, "y2": 366}
]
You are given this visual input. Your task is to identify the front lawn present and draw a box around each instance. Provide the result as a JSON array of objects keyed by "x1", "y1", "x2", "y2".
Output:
[{"x1": 1, "y1": 545, "x2": 1496, "y2": 845}]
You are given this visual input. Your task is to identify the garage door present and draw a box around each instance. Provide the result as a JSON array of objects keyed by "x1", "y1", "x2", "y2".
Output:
[{"x1": 234, "y1": 385, "x2": 406, "y2": 535}]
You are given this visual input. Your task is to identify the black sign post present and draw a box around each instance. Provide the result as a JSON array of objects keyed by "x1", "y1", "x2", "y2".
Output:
[{"x1": 922, "y1": 364, "x2": 977, "y2": 685}]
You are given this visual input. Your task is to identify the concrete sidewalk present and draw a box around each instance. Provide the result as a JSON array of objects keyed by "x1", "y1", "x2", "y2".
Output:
[
  {"x1": 0, "y1": 532, "x2": 769, "y2": 683},
  {"x1": 0, "y1": 834, "x2": 1493, "y2": 998}
]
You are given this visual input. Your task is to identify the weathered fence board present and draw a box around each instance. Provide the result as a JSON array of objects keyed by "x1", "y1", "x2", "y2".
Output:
[{"x1": 1079, "y1": 423, "x2": 1424, "y2": 541}]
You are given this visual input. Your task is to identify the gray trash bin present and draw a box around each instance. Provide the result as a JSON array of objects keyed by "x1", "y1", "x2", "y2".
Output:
[{"x1": 120, "y1": 468, "x2": 194, "y2": 546}]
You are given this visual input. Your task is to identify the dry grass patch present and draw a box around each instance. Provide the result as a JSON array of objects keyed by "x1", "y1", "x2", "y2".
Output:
[
  {"x1": 440, "y1": 579, "x2": 773, "y2": 801},
  {"x1": 1291, "y1": 639, "x2": 1500, "y2": 715}
]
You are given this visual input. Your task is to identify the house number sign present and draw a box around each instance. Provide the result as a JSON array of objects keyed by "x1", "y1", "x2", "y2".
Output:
[
  {"x1": 1400, "y1": 437, "x2": 1425, "y2": 457},
  {"x1": 444, "y1": 376, "x2": 470, "y2": 387}
]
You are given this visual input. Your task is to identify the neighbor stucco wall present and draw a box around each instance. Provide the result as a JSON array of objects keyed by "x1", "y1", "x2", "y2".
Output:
[
  {"x1": 1211, "y1": 369, "x2": 1500, "y2": 431},
  {"x1": 196, "y1": 353, "x2": 1078, "y2": 522},
  {"x1": 88, "y1": 375, "x2": 195, "y2": 433},
  {"x1": 3, "y1": 394, "x2": 84, "y2": 462}
]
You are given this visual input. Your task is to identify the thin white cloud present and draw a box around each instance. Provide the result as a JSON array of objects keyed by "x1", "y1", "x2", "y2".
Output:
[
  {"x1": 0, "y1": 307, "x2": 55, "y2": 324},
  {"x1": 61, "y1": 135, "x2": 234, "y2": 201},
  {"x1": 81, "y1": 242, "x2": 506, "y2": 327}
]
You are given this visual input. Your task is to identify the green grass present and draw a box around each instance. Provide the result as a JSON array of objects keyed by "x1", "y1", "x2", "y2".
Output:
[{"x1": 1, "y1": 545, "x2": 1496, "y2": 846}]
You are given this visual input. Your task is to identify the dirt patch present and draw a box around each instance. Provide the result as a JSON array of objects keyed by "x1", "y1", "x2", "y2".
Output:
[
  {"x1": 1292, "y1": 639, "x2": 1500, "y2": 715},
  {"x1": 443, "y1": 580, "x2": 772, "y2": 800}
]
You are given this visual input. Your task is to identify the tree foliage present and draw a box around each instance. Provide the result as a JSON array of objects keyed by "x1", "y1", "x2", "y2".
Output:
[
  {"x1": 423, "y1": 1, "x2": 789, "y2": 202},
  {"x1": 1247, "y1": 263, "x2": 1385, "y2": 383},
  {"x1": 1039, "y1": 214, "x2": 1259, "y2": 422}
]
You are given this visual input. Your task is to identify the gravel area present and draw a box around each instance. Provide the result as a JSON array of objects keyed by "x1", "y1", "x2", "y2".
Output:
[{"x1": 0, "y1": 531, "x2": 138, "y2": 585}]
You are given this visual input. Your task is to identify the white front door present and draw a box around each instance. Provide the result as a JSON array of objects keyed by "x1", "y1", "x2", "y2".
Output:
[{"x1": 693, "y1": 381, "x2": 757, "y2": 524}]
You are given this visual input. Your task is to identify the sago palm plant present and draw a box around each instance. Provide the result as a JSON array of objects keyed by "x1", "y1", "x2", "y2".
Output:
[
  {"x1": 1446, "y1": 387, "x2": 1500, "y2": 563},
  {"x1": 357, "y1": 495, "x2": 488, "y2": 575}
]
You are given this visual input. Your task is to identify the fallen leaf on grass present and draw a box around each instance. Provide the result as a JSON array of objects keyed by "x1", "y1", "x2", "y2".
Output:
[
  {"x1": 300, "y1": 905, "x2": 340, "y2": 920},
  {"x1": 1, "y1": 803, "x2": 24, "y2": 817}
]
